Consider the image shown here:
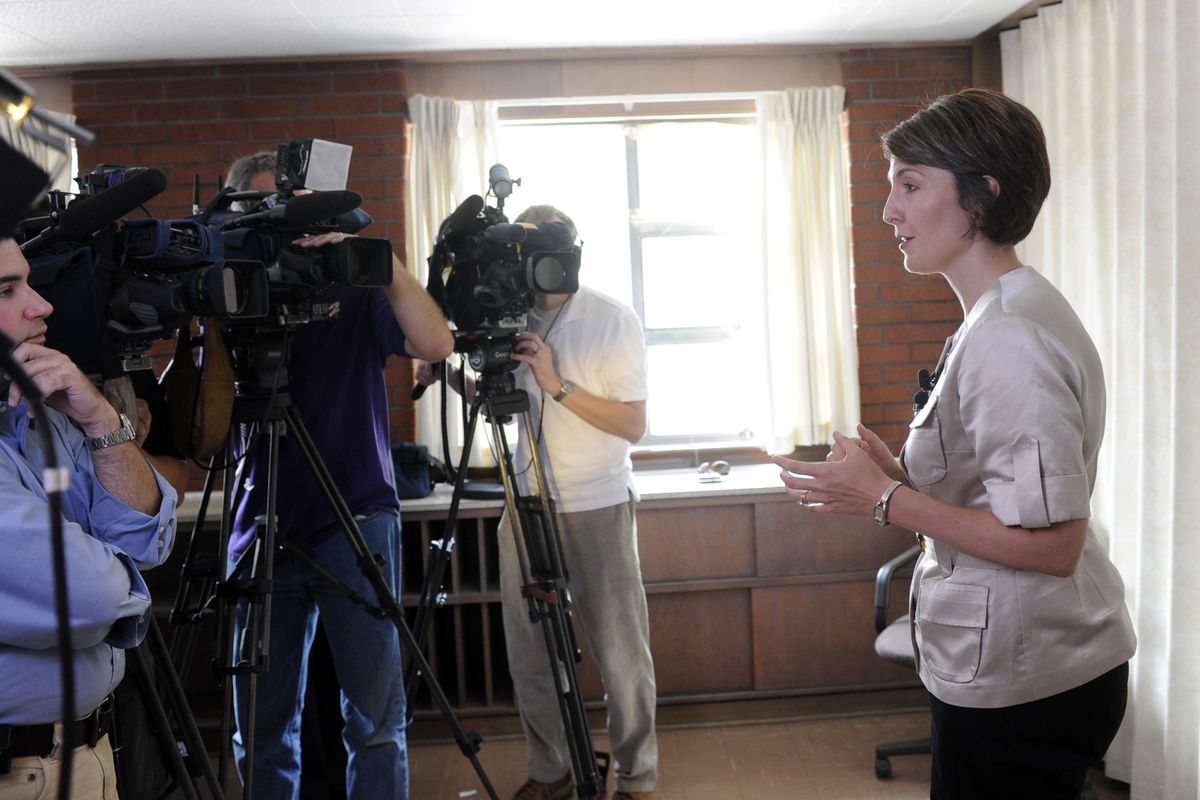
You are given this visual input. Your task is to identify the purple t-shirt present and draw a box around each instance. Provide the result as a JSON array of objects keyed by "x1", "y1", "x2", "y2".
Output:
[{"x1": 230, "y1": 284, "x2": 407, "y2": 560}]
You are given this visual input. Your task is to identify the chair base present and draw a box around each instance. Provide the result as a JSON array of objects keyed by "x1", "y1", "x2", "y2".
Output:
[{"x1": 874, "y1": 736, "x2": 932, "y2": 780}]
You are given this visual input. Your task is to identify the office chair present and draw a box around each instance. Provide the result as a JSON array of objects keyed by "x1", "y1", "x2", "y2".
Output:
[{"x1": 872, "y1": 543, "x2": 930, "y2": 780}]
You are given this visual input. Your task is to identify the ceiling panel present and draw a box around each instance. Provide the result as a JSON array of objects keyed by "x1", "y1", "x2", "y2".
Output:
[{"x1": 0, "y1": 0, "x2": 1034, "y2": 69}]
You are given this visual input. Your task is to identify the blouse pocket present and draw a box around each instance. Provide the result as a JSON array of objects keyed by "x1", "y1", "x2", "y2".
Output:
[
  {"x1": 917, "y1": 580, "x2": 989, "y2": 684},
  {"x1": 903, "y1": 396, "x2": 947, "y2": 487}
]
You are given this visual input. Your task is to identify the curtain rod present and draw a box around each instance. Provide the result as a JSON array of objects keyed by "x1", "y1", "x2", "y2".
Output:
[{"x1": 497, "y1": 91, "x2": 766, "y2": 108}]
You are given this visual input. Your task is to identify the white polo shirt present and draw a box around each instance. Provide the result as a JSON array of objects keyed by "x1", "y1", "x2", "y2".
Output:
[{"x1": 513, "y1": 285, "x2": 648, "y2": 513}]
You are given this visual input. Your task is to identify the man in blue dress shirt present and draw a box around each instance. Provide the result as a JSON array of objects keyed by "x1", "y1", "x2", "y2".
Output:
[{"x1": 0, "y1": 236, "x2": 178, "y2": 798}]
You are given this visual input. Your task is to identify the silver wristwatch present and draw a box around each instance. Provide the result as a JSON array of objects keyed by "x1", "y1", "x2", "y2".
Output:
[
  {"x1": 553, "y1": 379, "x2": 576, "y2": 402},
  {"x1": 872, "y1": 480, "x2": 904, "y2": 527},
  {"x1": 85, "y1": 413, "x2": 137, "y2": 450}
]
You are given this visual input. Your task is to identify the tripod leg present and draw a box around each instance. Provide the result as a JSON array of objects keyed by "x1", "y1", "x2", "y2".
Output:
[
  {"x1": 145, "y1": 617, "x2": 226, "y2": 799},
  {"x1": 487, "y1": 406, "x2": 607, "y2": 800},
  {"x1": 127, "y1": 642, "x2": 202, "y2": 800},
  {"x1": 281, "y1": 406, "x2": 500, "y2": 800},
  {"x1": 404, "y1": 394, "x2": 486, "y2": 708}
]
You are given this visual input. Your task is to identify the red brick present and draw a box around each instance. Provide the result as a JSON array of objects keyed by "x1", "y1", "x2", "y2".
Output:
[
  {"x1": 851, "y1": 222, "x2": 896, "y2": 245},
  {"x1": 850, "y1": 204, "x2": 876, "y2": 224},
  {"x1": 844, "y1": 81, "x2": 873, "y2": 102},
  {"x1": 381, "y1": 94, "x2": 408, "y2": 114},
  {"x1": 304, "y1": 95, "x2": 379, "y2": 117},
  {"x1": 251, "y1": 118, "x2": 336, "y2": 140},
  {"x1": 73, "y1": 103, "x2": 134, "y2": 125},
  {"x1": 137, "y1": 101, "x2": 213, "y2": 122},
  {"x1": 885, "y1": 403, "x2": 918, "y2": 423},
  {"x1": 870, "y1": 79, "x2": 958, "y2": 102},
  {"x1": 127, "y1": 65, "x2": 217, "y2": 81},
  {"x1": 350, "y1": 155, "x2": 407, "y2": 179},
  {"x1": 95, "y1": 80, "x2": 165, "y2": 103},
  {"x1": 884, "y1": 364, "x2": 918, "y2": 383},
  {"x1": 216, "y1": 62, "x2": 304, "y2": 77},
  {"x1": 71, "y1": 82, "x2": 96, "y2": 104},
  {"x1": 854, "y1": 303, "x2": 909, "y2": 324},
  {"x1": 857, "y1": 344, "x2": 910, "y2": 365},
  {"x1": 855, "y1": 285, "x2": 880, "y2": 306},
  {"x1": 169, "y1": 121, "x2": 251, "y2": 142},
  {"x1": 852, "y1": 244, "x2": 878, "y2": 265},
  {"x1": 333, "y1": 117, "x2": 399, "y2": 137},
  {"x1": 380, "y1": 136, "x2": 408, "y2": 157},
  {"x1": 879, "y1": 281, "x2": 956, "y2": 303},
  {"x1": 136, "y1": 142, "x2": 224, "y2": 165},
  {"x1": 870, "y1": 47, "x2": 961, "y2": 60},
  {"x1": 899, "y1": 57, "x2": 973, "y2": 79},
  {"x1": 845, "y1": 101, "x2": 905, "y2": 122},
  {"x1": 859, "y1": 365, "x2": 884, "y2": 386},
  {"x1": 76, "y1": 145, "x2": 138, "y2": 167},
  {"x1": 860, "y1": 384, "x2": 912, "y2": 405},
  {"x1": 842, "y1": 60, "x2": 898, "y2": 81},
  {"x1": 248, "y1": 75, "x2": 334, "y2": 97},
  {"x1": 848, "y1": 141, "x2": 885, "y2": 164},
  {"x1": 910, "y1": 301, "x2": 963, "y2": 322},
  {"x1": 96, "y1": 124, "x2": 167, "y2": 144},
  {"x1": 333, "y1": 72, "x2": 405, "y2": 94},
  {"x1": 851, "y1": 180, "x2": 892, "y2": 203},
  {"x1": 165, "y1": 77, "x2": 249, "y2": 100},
  {"x1": 854, "y1": 264, "x2": 905, "y2": 286},
  {"x1": 883, "y1": 322, "x2": 959, "y2": 344},
  {"x1": 221, "y1": 98, "x2": 304, "y2": 119},
  {"x1": 857, "y1": 326, "x2": 882, "y2": 345},
  {"x1": 912, "y1": 341, "x2": 950, "y2": 363},
  {"x1": 860, "y1": 404, "x2": 887, "y2": 425}
]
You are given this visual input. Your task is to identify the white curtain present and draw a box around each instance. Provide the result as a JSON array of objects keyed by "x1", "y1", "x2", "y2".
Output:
[
  {"x1": 1002, "y1": 1, "x2": 1200, "y2": 797},
  {"x1": 756, "y1": 87, "x2": 859, "y2": 452},
  {"x1": 405, "y1": 94, "x2": 499, "y2": 467}
]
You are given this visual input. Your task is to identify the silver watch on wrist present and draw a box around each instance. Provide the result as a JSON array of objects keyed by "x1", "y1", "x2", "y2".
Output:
[
  {"x1": 85, "y1": 413, "x2": 137, "y2": 450},
  {"x1": 872, "y1": 480, "x2": 904, "y2": 527},
  {"x1": 553, "y1": 379, "x2": 576, "y2": 402}
]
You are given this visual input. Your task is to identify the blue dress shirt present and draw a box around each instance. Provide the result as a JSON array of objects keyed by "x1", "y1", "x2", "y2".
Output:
[{"x1": 0, "y1": 402, "x2": 178, "y2": 725}]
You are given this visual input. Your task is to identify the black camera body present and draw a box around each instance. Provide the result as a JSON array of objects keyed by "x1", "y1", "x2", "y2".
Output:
[
  {"x1": 20, "y1": 142, "x2": 393, "y2": 378},
  {"x1": 427, "y1": 168, "x2": 581, "y2": 335}
]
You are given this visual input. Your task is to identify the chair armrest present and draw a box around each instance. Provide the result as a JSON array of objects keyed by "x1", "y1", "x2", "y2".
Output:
[{"x1": 874, "y1": 544, "x2": 921, "y2": 634}]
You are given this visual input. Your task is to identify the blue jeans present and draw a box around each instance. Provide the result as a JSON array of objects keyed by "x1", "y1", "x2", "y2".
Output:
[{"x1": 231, "y1": 510, "x2": 408, "y2": 800}]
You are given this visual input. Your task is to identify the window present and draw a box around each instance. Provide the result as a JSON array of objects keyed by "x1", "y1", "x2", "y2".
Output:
[{"x1": 498, "y1": 117, "x2": 768, "y2": 448}]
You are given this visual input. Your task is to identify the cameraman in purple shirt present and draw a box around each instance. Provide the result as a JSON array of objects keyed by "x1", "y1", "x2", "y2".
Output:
[
  {"x1": 0, "y1": 236, "x2": 178, "y2": 798},
  {"x1": 224, "y1": 153, "x2": 453, "y2": 800}
]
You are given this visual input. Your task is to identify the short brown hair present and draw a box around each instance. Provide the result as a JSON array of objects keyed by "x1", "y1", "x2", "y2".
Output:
[
  {"x1": 881, "y1": 88, "x2": 1050, "y2": 245},
  {"x1": 514, "y1": 205, "x2": 578, "y2": 241}
]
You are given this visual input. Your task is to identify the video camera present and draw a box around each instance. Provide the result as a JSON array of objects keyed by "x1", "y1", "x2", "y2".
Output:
[
  {"x1": 17, "y1": 139, "x2": 393, "y2": 379},
  {"x1": 426, "y1": 164, "x2": 581, "y2": 337}
]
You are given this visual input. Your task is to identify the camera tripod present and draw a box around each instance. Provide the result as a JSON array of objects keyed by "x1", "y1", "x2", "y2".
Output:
[
  {"x1": 114, "y1": 615, "x2": 226, "y2": 800},
  {"x1": 166, "y1": 331, "x2": 498, "y2": 800},
  {"x1": 408, "y1": 356, "x2": 609, "y2": 800}
]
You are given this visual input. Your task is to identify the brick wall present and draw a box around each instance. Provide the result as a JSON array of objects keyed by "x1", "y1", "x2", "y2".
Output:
[
  {"x1": 70, "y1": 59, "x2": 417, "y2": 446},
  {"x1": 842, "y1": 47, "x2": 974, "y2": 448}
]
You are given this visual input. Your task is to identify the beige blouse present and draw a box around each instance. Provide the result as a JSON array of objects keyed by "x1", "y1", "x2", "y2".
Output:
[{"x1": 901, "y1": 266, "x2": 1136, "y2": 709}]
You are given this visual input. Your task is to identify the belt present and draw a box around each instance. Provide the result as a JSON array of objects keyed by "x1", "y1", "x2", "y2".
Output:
[{"x1": 0, "y1": 696, "x2": 114, "y2": 774}]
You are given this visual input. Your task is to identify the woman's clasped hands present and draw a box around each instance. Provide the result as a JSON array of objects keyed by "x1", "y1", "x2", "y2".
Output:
[{"x1": 773, "y1": 423, "x2": 908, "y2": 518}]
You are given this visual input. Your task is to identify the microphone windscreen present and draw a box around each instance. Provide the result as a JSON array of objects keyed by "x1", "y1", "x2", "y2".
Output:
[
  {"x1": 483, "y1": 223, "x2": 528, "y2": 244},
  {"x1": 442, "y1": 195, "x2": 484, "y2": 235},
  {"x1": 57, "y1": 167, "x2": 167, "y2": 240},
  {"x1": 283, "y1": 190, "x2": 362, "y2": 227}
]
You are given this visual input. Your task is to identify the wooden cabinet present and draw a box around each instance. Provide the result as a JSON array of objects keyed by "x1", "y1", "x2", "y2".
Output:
[{"x1": 400, "y1": 465, "x2": 921, "y2": 718}]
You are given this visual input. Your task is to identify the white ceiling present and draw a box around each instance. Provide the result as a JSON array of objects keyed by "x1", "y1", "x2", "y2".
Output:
[{"x1": 0, "y1": 0, "x2": 1036, "y2": 70}]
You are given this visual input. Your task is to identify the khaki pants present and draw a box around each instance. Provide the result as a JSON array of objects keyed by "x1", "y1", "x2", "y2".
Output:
[
  {"x1": 0, "y1": 728, "x2": 118, "y2": 800},
  {"x1": 498, "y1": 498, "x2": 658, "y2": 794}
]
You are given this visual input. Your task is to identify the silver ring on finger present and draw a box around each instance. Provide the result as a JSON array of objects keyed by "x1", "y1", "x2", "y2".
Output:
[{"x1": 799, "y1": 489, "x2": 810, "y2": 506}]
